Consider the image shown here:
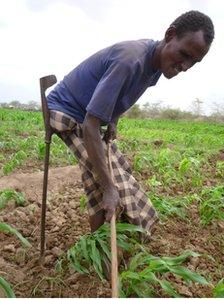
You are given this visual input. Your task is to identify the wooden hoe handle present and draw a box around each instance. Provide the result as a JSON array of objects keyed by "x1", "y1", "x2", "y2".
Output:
[
  {"x1": 111, "y1": 213, "x2": 119, "y2": 297},
  {"x1": 108, "y1": 142, "x2": 119, "y2": 298}
]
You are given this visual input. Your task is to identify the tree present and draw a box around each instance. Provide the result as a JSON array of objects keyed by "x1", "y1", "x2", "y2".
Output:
[
  {"x1": 142, "y1": 101, "x2": 163, "y2": 118},
  {"x1": 26, "y1": 100, "x2": 40, "y2": 111},
  {"x1": 8, "y1": 100, "x2": 22, "y2": 109},
  {"x1": 211, "y1": 101, "x2": 224, "y2": 115},
  {"x1": 125, "y1": 104, "x2": 143, "y2": 118},
  {"x1": 189, "y1": 98, "x2": 204, "y2": 116}
]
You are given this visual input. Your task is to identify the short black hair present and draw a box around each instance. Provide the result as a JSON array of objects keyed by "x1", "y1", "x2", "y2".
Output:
[{"x1": 170, "y1": 10, "x2": 214, "y2": 45}]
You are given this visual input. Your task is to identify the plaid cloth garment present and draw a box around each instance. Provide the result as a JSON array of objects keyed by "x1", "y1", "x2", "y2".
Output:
[{"x1": 50, "y1": 110, "x2": 159, "y2": 234}]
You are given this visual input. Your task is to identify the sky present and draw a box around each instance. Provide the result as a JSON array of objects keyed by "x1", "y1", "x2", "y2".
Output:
[{"x1": 0, "y1": 0, "x2": 223, "y2": 114}]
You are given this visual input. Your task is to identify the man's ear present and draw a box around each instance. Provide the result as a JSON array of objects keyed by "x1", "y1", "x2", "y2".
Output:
[{"x1": 165, "y1": 25, "x2": 177, "y2": 43}]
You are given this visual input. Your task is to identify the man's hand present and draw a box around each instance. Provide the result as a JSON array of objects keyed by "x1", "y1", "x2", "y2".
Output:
[
  {"x1": 102, "y1": 186, "x2": 119, "y2": 221},
  {"x1": 103, "y1": 123, "x2": 117, "y2": 143}
]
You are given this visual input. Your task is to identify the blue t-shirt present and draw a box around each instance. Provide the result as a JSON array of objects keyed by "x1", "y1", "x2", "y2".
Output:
[{"x1": 47, "y1": 39, "x2": 162, "y2": 123}]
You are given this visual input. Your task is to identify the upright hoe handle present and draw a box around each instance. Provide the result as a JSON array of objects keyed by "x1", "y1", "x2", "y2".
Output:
[
  {"x1": 39, "y1": 75, "x2": 57, "y2": 262},
  {"x1": 108, "y1": 142, "x2": 119, "y2": 298}
]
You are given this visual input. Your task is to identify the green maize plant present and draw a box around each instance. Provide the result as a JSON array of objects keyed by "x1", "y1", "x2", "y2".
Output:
[
  {"x1": 0, "y1": 222, "x2": 31, "y2": 247},
  {"x1": 148, "y1": 192, "x2": 193, "y2": 220},
  {"x1": 0, "y1": 277, "x2": 15, "y2": 298},
  {"x1": 213, "y1": 278, "x2": 224, "y2": 298},
  {"x1": 199, "y1": 186, "x2": 224, "y2": 226},
  {"x1": 2, "y1": 109, "x2": 224, "y2": 174},
  {"x1": 216, "y1": 161, "x2": 224, "y2": 178},
  {"x1": 120, "y1": 250, "x2": 208, "y2": 298},
  {"x1": 79, "y1": 195, "x2": 87, "y2": 213},
  {"x1": 0, "y1": 189, "x2": 25, "y2": 209},
  {"x1": 133, "y1": 152, "x2": 153, "y2": 173},
  {"x1": 67, "y1": 223, "x2": 145, "y2": 280},
  {"x1": 178, "y1": 156, "x2": 203, "y2": 188},
  {"x1": 3, "y1": 150, "x2": 27, "y2": 175},
  {"x1": 0, "y1": 108, "x2": 73, "y2": 172},
  {"x1": 145, "y1": 175, "x2": 162, "y2": 189}
]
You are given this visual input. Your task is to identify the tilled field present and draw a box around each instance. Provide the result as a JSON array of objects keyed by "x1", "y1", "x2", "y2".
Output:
[
  {"x1": 0, "y1": 166, "x2": 111, "y2": 297},
  {"x1": 0, "y1": 166, "x2": 223, "y2": 297}
]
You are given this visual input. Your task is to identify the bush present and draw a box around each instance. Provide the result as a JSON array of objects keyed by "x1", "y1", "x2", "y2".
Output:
[
  {"x1": 160, "y1": 108, "x2": 184, "y2": 120},
  {"x1": 125, "y1": 104, "x2": 144, "y2": 119}
]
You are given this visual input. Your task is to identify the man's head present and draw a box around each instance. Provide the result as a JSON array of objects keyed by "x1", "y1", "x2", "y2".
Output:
[{"x1": 156, "y1": 10, "x2": 214, "y2": 79}]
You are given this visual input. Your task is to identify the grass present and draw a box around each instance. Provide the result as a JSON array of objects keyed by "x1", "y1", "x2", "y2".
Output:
[{"x1": 32, "y1": 275, "x2": 67, "y2": 297}]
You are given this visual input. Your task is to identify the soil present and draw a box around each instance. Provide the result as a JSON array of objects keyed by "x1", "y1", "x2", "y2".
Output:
[
  {"x1": 0, "y1": 166, "x2": 110, "y2": 298},
  {"x1": 0, "y1": 166, "x2": 223, "y2": 297}
]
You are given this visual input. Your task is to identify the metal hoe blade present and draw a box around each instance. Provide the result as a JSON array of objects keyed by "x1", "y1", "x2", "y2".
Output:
[{"x1": 39, "y1": 75, "x2": 57, "y2": 262}]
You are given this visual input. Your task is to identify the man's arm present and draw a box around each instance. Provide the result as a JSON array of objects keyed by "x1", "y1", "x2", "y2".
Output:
[
  {"x1": 83, "y1": 112, "x2": 120, "y2": 221},
  {"x1": 103, "y1": 115, "x2": 120, "y2": 143}
]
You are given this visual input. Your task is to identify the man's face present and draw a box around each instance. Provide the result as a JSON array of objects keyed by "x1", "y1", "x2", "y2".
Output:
[{"x1": 160, "y1": 29, "x2": 210, "y2": 79}]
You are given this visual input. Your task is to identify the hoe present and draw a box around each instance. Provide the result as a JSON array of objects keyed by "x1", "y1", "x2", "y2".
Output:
[
  {"x1": 39, "y1": 74, "x2": 57, "y2": 262},
  {"x1": 39, "y1": 75, "x2": 118, "y2": 296}
]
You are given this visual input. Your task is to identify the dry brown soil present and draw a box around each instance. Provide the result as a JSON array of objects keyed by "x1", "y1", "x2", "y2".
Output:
[{"x1": 0, "y1": 166, "x2": 223, "y2": 297}]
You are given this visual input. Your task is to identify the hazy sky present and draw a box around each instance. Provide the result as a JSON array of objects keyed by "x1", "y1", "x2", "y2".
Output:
[{"x1": 0, "y1": 0, "x2": 223, "y2": 113}]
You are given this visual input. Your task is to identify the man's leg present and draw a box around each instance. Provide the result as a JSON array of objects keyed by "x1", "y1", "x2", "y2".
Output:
[{"x1": 49, "y1": 111, "x2": 108, "y2": 235}]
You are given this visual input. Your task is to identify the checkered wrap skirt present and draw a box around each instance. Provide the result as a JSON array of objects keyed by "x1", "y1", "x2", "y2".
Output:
[{"x1": 50, "y1": 110, "x2": 158, "y2": 233}]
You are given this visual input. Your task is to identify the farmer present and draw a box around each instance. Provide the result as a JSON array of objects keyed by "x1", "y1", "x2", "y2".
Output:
[{"x1": 47, "y1": 10, "x2": 214, "y2": 239}]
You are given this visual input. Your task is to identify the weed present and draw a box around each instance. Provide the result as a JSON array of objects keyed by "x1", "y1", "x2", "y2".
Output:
[{"x1": 32, "y1": 275, "x2": 67, "y2": 297}]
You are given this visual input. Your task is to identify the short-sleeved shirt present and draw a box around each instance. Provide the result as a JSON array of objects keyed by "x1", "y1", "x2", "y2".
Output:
[{"x1": 47, "y1": 39, "x2": 162, "y2": 124}]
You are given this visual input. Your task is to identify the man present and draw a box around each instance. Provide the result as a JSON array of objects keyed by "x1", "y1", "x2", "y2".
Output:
[{"x1": 47, "y1": 10, "x2": 214, "y2": 235}]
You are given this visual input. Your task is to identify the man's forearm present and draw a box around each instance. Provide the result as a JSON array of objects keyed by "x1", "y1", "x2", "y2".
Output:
[
  {"x1": 83, "y1": 113, "x2": 120, "y2": 221},
  {"x1": 111, "y1": 115, "x2": 119, "y2": 125},
  {"x1": 83, "y1": 114, "x2": 114, "y2": 189}
]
